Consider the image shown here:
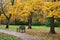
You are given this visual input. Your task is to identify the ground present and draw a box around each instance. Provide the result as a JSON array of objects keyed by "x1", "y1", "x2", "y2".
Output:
[
  {"x1": 0, "y1": 30, "x2": 45, "y2": 40},
  {"x1": 0, "y1": 25, "x2": 60, "y2": 40},
  {"x1": 26, "y1": 29, "x2": 60, "y2": 40}
]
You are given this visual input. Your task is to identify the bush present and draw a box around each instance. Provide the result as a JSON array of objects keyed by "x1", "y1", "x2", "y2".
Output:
[
  {"x1": 32, "y1": 20, "x2": 42, "y2": 26},
  {"x1": 45, "y1": 18, "x2": 60, "y2": 27},
  {"x1": 45, "y1": 18, "x2": 51, "y2": 27}
]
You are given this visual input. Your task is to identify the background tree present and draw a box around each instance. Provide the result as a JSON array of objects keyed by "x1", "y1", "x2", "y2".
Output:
[
  {"x1": 0, "y1": 0, "x2": 14, "y2": 28},
  {"x1": 43, "y1": 2, "x2": 60, "y2": 34}
]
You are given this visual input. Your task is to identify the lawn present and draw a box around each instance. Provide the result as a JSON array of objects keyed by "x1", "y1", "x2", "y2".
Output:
[
  {"x1": 0, "y1": 25, "x2": 60, "y2": 30},
  {"x1": 0, "y1": 33, "x2": 21, "y2": 40},
  {"x1": 0, "y1": 25, "x2": 60, "y2": 40}
]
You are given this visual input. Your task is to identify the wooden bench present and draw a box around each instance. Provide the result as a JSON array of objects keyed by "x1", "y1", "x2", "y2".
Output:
[{"x1": 17, "y1": 25, "x2": 26, "y2": 33}]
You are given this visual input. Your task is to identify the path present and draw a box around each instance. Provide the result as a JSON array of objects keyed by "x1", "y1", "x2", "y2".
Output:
[{"x1": 0, "y1": 30, "x2": 45, "y2": 40}]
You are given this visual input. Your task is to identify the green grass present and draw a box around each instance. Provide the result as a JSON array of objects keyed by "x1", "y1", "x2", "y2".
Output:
[
  {"x1": 0, "y1": 25, "x2": 60, "y2": 30},
  {"x1": 32, "y1": 26, "x2": 49, "y2": 29},
  {"x1": 0, "y1": 33, "x2": 21, "y2": 40},
  {"x1": 0, "y1": 25, "x2": 19, "y2": 31}
]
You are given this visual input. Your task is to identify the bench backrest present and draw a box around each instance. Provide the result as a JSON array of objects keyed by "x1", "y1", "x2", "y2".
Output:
[{"x1": 19, "y1": 25, "x2": 25, "y2": 30}]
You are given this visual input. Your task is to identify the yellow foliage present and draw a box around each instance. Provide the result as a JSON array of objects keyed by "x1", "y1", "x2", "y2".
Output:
[
  {"x1": 0, "y1": 14, "x2": 6, "y2": 20},
  {"x1": 1, "y1": 0, "x2": 60, "y2": 22},
  {"x1": 43, "y1": 2, "x2": 60, "y2": 18}
]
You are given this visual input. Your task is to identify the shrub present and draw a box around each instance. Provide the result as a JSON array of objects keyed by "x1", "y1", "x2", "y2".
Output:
[{"x1": 45, "y1": 18, "x2": 60, "y2": 27}]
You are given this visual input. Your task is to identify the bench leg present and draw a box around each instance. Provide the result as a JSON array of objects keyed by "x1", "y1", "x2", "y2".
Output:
[{"x1": 17, "y1": 28, "x2": 18, "y2": 32}]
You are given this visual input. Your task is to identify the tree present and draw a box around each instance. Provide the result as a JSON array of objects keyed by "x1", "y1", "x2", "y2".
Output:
[
  {"x1": 25, "y1": 0, "x2": 44, "y2": 29},
  {"x1": 0, "y1": 0, "x2": 14, "y2": 28},
  {"x1": 11, "y1": 0, "x2": 44, "y2": 29},
  {"x1": 43, "y1": 2, "x2": 60, "y2": 34}
]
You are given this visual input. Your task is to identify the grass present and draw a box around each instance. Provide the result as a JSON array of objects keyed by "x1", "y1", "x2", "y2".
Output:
[
  {"x1": 0, "y1": 25, "x2": 60, "y2": 40},
  {"x1": 0, "y1": 25, "x2": 19, "y2": 31},
  {"x1": 0, "y1": 33, "x2": 21, "y2": 40},
  {"x1": 0, "y1": 25, "x2": 60, "y2": 32},
  {"x1": 0, "y1": 25, "x2": 60, "y2": 30}
]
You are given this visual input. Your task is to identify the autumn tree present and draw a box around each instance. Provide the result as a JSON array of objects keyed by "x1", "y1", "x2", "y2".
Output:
[
  {"x1": 10, "y1": 0, "x2": 44, "y2": 29},
  {"x1": 0, "y1": 0, "x2": 14, "y2": 28},
  {"x1": 43, "y1": 2, "x2": 60, "y2": 34},
  {"x1": 24, "y1": 0, "x2": 44, "y2": 29}
]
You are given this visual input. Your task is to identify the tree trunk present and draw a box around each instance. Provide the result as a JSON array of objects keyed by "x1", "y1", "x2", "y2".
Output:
[
  {"x1": 28, "y1": 18, "x2": 32, "y2": 29},
  {"x1": 50, "y1": 15, "x2": 56, "y2": 34},
  {"x1": 28, "y1": 12, "x2": 33, "y2": 29},
  {"x1": 1, "y1": 0, "x2": 12, "y2": 29},
  {"x1": 6, "y1": 19, "x2": 9, "y2": 28},
  {"x1": 6, "y1": 14, "x2": 12, "y2": 29}
]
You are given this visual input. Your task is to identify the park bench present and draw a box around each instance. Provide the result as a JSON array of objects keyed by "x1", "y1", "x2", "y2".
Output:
[{"x1": 17, "y1": 25, "x2": 26, "y2": 33}]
